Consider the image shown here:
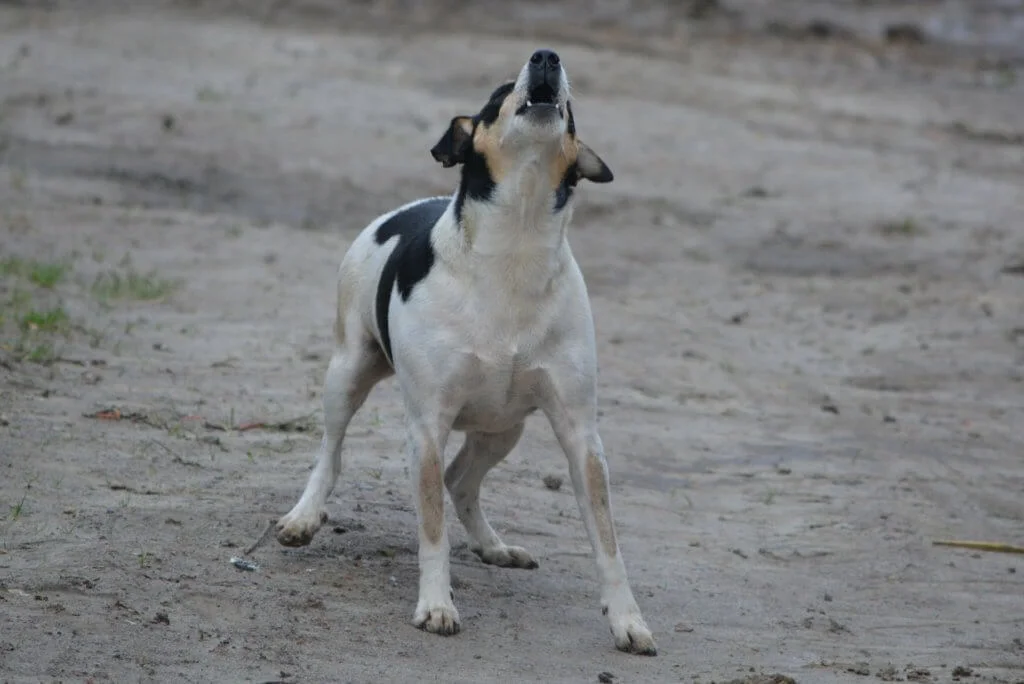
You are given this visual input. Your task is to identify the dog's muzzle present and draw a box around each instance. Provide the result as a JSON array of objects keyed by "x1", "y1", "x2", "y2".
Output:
[{"x1": 516, "y1": 49, "x2": 564, "y2": 118}]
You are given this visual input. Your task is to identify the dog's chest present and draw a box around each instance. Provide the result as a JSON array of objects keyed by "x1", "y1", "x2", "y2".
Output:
[{"x1": 449, "y1": 345, "x2": 547, "y2": 433}]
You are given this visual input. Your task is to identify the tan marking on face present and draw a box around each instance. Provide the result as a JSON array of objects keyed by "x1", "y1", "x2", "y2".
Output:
[
  {"x1": 471, "y1": 113, "x2": 510, "y2": 185},
  {"x1": 474, "y1": 105, "x2": 579, "y2": 194},
  {"x1": 419, "y1": 447, "x2": 445, "y2": 545},
  {"x1": 585, "y1": 451, "x2": 618, "y2": 556},
  {"x1": 548, "y1": 136, "x2": 579, "y2": 192}
]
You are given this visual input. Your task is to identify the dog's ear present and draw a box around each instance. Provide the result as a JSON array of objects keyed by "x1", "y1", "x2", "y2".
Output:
[
  {"x1": 576, "y1": 141, "x2": 614, "y2": 184},
  {"x1": 430, "y1": 116, "x2": 474, "y2": 168}
]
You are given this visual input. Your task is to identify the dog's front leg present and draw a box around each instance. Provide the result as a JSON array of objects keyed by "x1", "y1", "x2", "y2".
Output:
[
  {"x1": 542, "y1": 375, "x2": 657, "y2": 655},
  {"x1": 405, "y1": 417, "x2": 460, "y2": 635}
]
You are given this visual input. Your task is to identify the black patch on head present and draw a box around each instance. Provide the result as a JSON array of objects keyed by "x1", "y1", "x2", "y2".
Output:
[
  {"x1": 451, "y1": 82, "x2": 515, "y2": 223},
  {"x1": 373, "y1": 197, "x2": 448, "y2": 365},
  {"x1": 454, "y1": 151, "x2": 496, "y2": 223},
  {"x1": 554, "y1": 161, "x2": 579, "y2": 212},
  {"x1": 478, "y1": 82, "x2": 515, "y2": 126}
]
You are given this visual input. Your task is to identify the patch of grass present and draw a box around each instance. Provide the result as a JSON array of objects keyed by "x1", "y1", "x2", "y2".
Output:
[
  {"x1": 5, "y1": 289, "x2": 31, "y2": 311},
  {"x1": 28, "y1": 261, "x2": 67, "y2": 288},
  {"x1": 20, "y1": 306, "x2": 68, "y2": 333},
  {"x1": 196, "y1": 86, "x2": 225, "y2": 102},
  {"x1": 9, "y1": 492, "x2": 28, "y2": 521},
  {"x1": 1, "y1": 257, "x2": 68, "y2": 288},
  {"x1": 1, "y1": 291, "x2": 67, "y2": 363},
  {"x1": 25, "y1": 341, "x2": 57, "y2": 364},
  {"x1": 877, "y1": 217, "x2": 923, "y2": 237},
  {"x1": 368, "y1": 408, "x2": 383, "y2": 428},
  {"x1": 7, "y1": 476, "x2": 37, "y2": 522},
  {"x1": 0, "y1": 256, "x2": 25, "y2": 278},
  {"x1": 92, "y1": 268, "x2": 179, "y2": 302}
]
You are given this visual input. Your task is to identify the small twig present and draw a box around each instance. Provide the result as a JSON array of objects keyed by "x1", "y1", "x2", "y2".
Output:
[
  {"x1": 147, "y1": 439, "x2": 202, "y2": 467},
  {"x1": 933, "y1": 540, "x2": 1024, "y2": 555},
  {"x1": 243, "y1": 519, "x2": 277, "y2": 556}
]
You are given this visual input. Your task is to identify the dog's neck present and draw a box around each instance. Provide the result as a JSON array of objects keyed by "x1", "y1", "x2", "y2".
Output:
[{"x1": 457, "y1": 152, "x2": 573, "y2": 263}]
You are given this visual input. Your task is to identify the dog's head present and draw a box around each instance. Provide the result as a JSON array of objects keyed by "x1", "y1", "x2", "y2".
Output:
[{"x1": 430, "y1": 49, "x2": 612, "y2": 221}]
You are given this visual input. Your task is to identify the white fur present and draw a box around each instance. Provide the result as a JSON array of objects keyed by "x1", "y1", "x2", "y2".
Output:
[{"x1": 276, "y1": 54, "x2": 656, "y2": 655}]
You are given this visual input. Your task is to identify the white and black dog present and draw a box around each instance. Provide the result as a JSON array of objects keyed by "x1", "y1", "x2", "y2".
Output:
[{"x1": 275, "y1": 49, "x2": 656, "y2": 655}]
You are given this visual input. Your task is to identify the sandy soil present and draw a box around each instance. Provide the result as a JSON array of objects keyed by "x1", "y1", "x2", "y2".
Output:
[{"x1": 2, "y1": 2, "x2": 1023, "y2": 682}]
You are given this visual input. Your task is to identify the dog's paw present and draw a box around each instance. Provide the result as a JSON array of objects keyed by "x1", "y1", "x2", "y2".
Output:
[
  {"x1": 275, "y1": 509, "x2": 328, "y2": 547},
  {"x1": 413, "y1": 599, "x2": 461, "y2": 636},
  {"x1": 473, "y1": 544, "x2": 539, "y2": 569},
  {"x1": 608, "y1": 611, "x2": 657, "y2": 656}
]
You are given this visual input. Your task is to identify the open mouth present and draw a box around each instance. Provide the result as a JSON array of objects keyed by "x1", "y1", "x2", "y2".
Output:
[{"x1": 516, "y1": 83, "x2": 563, "y2": 117}]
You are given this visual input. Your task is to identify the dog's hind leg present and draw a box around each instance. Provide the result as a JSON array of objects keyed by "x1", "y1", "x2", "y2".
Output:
[
  {"x1": 276, "y1": 341, "x2": 390, "y2": 547},
  {"x1": 444, "y1": 424, "x2": 538, "y2": 569}
]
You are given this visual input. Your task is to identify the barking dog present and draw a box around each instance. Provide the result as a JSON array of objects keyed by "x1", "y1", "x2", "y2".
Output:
[{"x1": 275, "y1": 49, "x2": 656, "y2": 655}]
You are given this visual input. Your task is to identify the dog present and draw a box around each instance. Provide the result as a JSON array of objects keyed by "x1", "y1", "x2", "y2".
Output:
[{"x1": 275, "y1": 48, "x2": 656, "y2": 656}]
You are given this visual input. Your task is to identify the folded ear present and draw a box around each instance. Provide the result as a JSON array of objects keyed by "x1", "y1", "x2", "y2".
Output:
[
  {"x1": 430, "y1": 116, "x2": 474, "y2": 168},
  {"x1": 576, "y1": 141, "x2": 614, "y2": 183}
]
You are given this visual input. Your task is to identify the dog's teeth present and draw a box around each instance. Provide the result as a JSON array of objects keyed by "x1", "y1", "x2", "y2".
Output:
[{"x1": 526, "y1": 99, "x2": 533, "y2": 107}]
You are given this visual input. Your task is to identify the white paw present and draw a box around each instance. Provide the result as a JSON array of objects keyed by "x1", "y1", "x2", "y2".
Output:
[
  {"x1": 275, "y1": 508, "x2": 328, "y2": 547},
  {"x1": 607, "y1": 607, "x2": 657, "y2": 656},
  {"x1": 473, "y1": 544, "x2": 539, "y2": 569},
  {"x1": 413, "y1": 597, "x2": 461, "y2": 636}
]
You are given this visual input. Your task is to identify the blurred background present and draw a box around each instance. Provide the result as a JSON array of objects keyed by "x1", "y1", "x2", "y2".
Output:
[{"x1": 2, "y1": 2, "x2": 1022, "y2": 683}]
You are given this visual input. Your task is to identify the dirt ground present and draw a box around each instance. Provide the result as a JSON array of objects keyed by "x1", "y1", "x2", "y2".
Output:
[{"x1": 2, "y1": 1, "x2": 1023, "y2": 682}]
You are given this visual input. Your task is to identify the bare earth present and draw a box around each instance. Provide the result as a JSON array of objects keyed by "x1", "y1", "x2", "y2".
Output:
[{"x1": 2, "y1": 2, "x2": 1023, "y2": 682}]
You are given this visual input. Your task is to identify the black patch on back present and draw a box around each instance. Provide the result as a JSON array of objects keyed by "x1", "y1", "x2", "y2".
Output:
[
  {"x1": 374, "y1": 197, "x2": 448, "y2": 365},
  {"x1": 554, "y1": 161, "x2": 579, "y2": 212}
]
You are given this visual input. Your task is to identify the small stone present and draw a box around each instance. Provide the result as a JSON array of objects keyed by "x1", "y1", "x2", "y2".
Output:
[
  {"x1": 846, "y1": 662, "x2": 870, "y2": 675},
  {"x1": 542, "y1": 474, "x2": 563, "y2": 491}
]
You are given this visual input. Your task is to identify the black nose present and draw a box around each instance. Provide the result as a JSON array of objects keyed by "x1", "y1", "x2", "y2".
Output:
[{"x1": 529, "y1": 49, "x2": 560, "y2": 70}]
